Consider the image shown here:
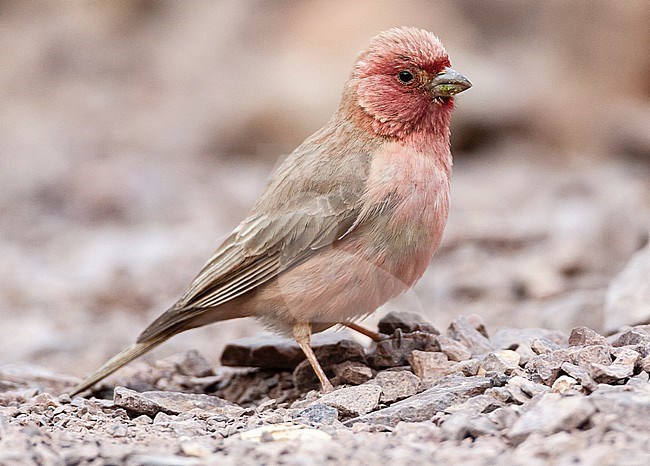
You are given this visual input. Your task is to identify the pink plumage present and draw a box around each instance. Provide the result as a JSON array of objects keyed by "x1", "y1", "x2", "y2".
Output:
[{"x1": 70, "y1": 26, "x2": 471, "y2": 395}]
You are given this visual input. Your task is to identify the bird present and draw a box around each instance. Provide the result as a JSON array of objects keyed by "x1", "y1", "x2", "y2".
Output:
[{"x1": 70, "y1": 26, "x2": 471, "y2": 396}]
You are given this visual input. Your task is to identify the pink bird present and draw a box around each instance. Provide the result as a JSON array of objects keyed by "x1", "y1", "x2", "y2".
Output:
[{"x1": 71, "y1": 26, "x2": 471, "y2": 395}]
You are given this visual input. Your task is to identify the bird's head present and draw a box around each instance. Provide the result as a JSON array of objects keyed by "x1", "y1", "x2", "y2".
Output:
[{"x1": 347, "y1": 27, "x2": 471, "y2": 140}]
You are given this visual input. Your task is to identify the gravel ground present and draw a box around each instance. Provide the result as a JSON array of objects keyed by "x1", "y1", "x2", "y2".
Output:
[{"x1": 2, "y1": 313, "x2": 650, "y2": 465}]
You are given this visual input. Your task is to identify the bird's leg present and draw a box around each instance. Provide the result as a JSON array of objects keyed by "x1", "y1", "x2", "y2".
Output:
[
  {"x1": 292, "y1": 323, "x2": 334, "y2": 392},
  {"x1": 344, "y1": 322, "x2": 384, "y2": 342}
]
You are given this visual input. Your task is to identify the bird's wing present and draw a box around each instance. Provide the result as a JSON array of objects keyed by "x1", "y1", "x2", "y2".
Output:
[
  {"x1": 137, "y1": 125, "x2": 376, "y2": 342},
  {"x1": 179, "y1": 185, "x2": 362, "y2": 310}
]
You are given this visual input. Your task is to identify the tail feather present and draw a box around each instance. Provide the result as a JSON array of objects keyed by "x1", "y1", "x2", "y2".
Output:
[{"x1": 69, "y1": 337, "x2": 165, "y2": 396}]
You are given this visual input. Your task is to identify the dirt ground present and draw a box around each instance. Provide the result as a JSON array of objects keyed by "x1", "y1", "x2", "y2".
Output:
[{"x1": 1, "y1": 1, "x2": 649, "y2": 464}]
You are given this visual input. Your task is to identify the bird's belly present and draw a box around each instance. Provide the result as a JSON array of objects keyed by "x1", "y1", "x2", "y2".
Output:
[{"x1": 250, "y1": 189, "x2": 448, "y2": 334}]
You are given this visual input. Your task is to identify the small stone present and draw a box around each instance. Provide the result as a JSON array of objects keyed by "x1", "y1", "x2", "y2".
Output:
[
  {"x1": 455, "y1": 358, "x2": 480, "y2": 376},
  {"x1": 331, "y1": 361, "x2": 373, "y2": 385},
  {"x1": 531, "y1": 338, "x2": 563, "y2": 355},
  {"x1": 347, "y1": 376, "x2": 493, "y2": 427},
  {"x1": 408, "y1": 351, "x2": 458, "y2": 383},
  {"x1": 642, "y1": 354, "x2": 650, "y2": 373},
  {"x1": 377, "y1": 311, "x2": 439, "y2": 335},
  {"x1": 445, "y1": 394, "x2": 503, "y2": 416},
  {"x1": 590, "y1": 347, "x2": 639, "y2": 383},
  {"x1": 552, "y1": 375, "x2": 579, "y2": 394},
  {"x1": 221, "y1": 332, "x2": 365, "y2": 370},
  {"x1": 447, "y1": 317, "x2": 495, "y2": 356},
  {"x1": 369, "y1": 370, "x2": 421, "y2": 404},
  {"x1": 503, "y1": 376, "x2": 550, "y2": 404},
  {"x1": 29, "y1": 393, "x2": 60, "y2": 412},
  {"x1": 317, "y1": 384, "x2": 381, "y2": 419},
  {"x1": 560, "y1": 362, "x2": 598, "y2": 392},
  {"x1": 526, "y1": 349, "x2": 570, "y2": 385},
  {"x1": 507, "y1": 393, "x2": 595, "y2": 445},
  {"x1": 612, "y1": 328, "x2": 650, "y2": 348},
  {"x1": 114, "y1": 387, "x2": 239, "y2": 417},
  {"x1": 433, "y1": 335, "x2": 472, "y2": 362},
  {"x1": 569, "y1": 345, "x2": 612, "y2": 367},
  {"x1": 478, "y1": 350, "x2": 521, "y2": 376},
  {"x1": 294, "y1": 403, "x2": 339, "y2": 425},
  {"x1": 368, "y1": 333, "x2": 433, "y2": 368},
  {"x1": 568, "y1": 327, "x2": 609, "y2": 347}
]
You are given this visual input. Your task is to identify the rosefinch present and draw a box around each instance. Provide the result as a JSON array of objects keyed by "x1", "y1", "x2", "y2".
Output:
[{"x1": 71, "y1": 26, "x2": 471, "y2": 395}]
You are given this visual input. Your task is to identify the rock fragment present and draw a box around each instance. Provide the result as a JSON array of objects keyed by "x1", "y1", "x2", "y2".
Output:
[
  {"x1": 590, "y1": 347, "x2": 639, "y2": 383},
  {"x1": 568, "y1": 326, "x2": 609, "y2": 347},
  {"x1": 368, "y1": 333, "x2": 433, "y2": 368},
  {"x1": 317, "y1": 384, "x2": 382, "y2": 419},
  {"x1": 611, "y1": 328, "x2": 650, "y2": 348},
  {"x1": 347, "y1": 376, "x2": 493, "y2": 427},
  {"x1": 369, "y1": 370, "x2": 421, "y2": 404},
  {"x1": 408, "y1": 351, "x2": 459, "y2": 384},
  {"x1": 113, "y1": 387, "x2": 239, "y2": 417},
  {"x1": 293, "y1": 404, "x2": 339, "y2": 426},
  {"x1": 559, "y1": 362, "x2": 598, "y2": 392},
  {"x1": 478, "y1": 350, "x2": 522, "y2": 376},
  {"x1": 433, "y1": 335, "x2": 472, "y2": 361},
  {"x1": 377, "y1": 311, "x2": 439, "y2": 335},
  {"x1": 447, "y1": 316, "x2": 495, "y2": 356},
  {"x1": 507, "y1": 393, "x2": 595, "y2": 444},
  {"x1": 526, "y1": 349, "x2": 570, "y2": 385},
  {"x1": 221, "y1": 332, "x2": 365, "y2": 370},
  {"x1": 331, "y1": 361, "x2": 373, "y2": 386}
]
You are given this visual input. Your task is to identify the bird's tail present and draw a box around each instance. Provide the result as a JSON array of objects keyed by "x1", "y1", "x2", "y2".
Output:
[{"x1": 69, "y1": 337, "x2": 165, "y2": 396}]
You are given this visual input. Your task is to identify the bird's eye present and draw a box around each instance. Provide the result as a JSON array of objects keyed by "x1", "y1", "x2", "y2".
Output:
[{"x1": 398, "y1": 70, "x2": 414, "y2": 83}]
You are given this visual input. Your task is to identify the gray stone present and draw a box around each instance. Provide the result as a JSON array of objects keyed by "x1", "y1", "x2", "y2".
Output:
[
  {"x1": 444, "y1": 394, "x2": 503, "y2": 416},
  {"x1": 368, "y1": 333, "x2": 434, "y2": 368},
  {"x1": 447, "y1": 316, "x2": 495, "y2": 356},
  {"x1": 568, "y1": 345, "x2": 611, "y2": 367},
  {"x1": 612, "y1": 328, "x2": 650, "y2": 348},
  {"x1": 408, "y1": 351, "x2": 459, "y2": 383},
  {"x1": 502, "y1": 376, "x2": 550, "y2": 404},
  {"x1": 588, "y1": 382, "x2": 650, "y2": 431},
  {"x1": 377, "y1": 311, "x2": 439, "y2": 335},
  {"x1": 317, "y1": 384, "x2": 382, "y2": 419},
  {"x1": 478, "y1": 350, "x2": 522, "y2": 376},
  {"x1": 331, "y1": 361, "x2": 373, "y2": 386},
  {"x1": 560, "y1": 362, "x2": 598, "y2": 392},
  {"x1": 525, "y1": 349, "x2": 570, "y2": 385},
  {"x1": 433, "y1": 335, "x2": 472, "y2": 361},
  {"x1": 590, "y1": 347, "x2": 639, "y2": 383},
  {"x1": 113, "y1": 387, "x2": 240, "y2": 417},
  {"x1": 346, "y1": 376, "x2": 493, "y2": 427},
  {"x1": 221, "y1": 332, "x2": 365, "y2": 370},
  {"x1": 551, "y1": 375, "x2": 579, "y2": 394},
  {"x1": 568, "y1": 326, "x2": 609, "y2": 347},
  {"x1": 507, "y1": 393, "x2": 595, "y2": 445},
  {"x1": 294, "y1": 403, "x2": 339, "y2": 425},
  {"x1": 369, "y1": 370, "x2": 421, "y2": 404},
  {"x1": 531, "y1": 338, "x2": 563, "y2": 355}
]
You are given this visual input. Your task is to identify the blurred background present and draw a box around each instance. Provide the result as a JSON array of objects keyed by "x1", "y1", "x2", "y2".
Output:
[{"x1": 1, "y1": 0, "x2": 649, "y2": 375}]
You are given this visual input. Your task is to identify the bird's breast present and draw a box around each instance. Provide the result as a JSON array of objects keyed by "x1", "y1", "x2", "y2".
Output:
[{"x1": 351, "y1": 141, "x2": 451, "y2": 287}]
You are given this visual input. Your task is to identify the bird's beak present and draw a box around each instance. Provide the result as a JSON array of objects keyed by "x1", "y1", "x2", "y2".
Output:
[{"x1": 428, "y1": 67, "x2": 472, "y2": 98}]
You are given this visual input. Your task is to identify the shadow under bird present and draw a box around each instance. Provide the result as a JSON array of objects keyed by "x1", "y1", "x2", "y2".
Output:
[{"x1": 70, "y1": 26, "x2": 471, "y2": 395}]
